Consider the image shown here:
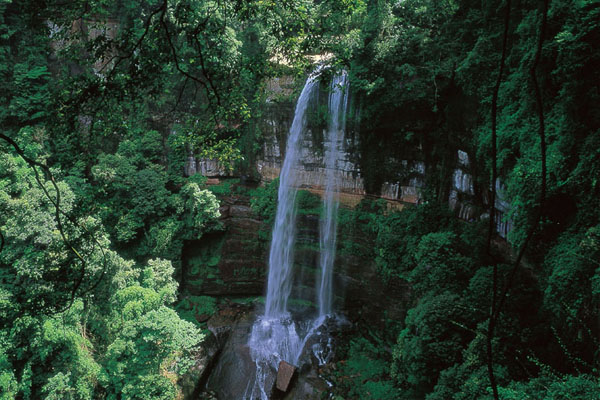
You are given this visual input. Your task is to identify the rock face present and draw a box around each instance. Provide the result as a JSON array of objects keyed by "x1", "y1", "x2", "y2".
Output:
[
  {"x1": 253, "y1": 97, "x2": 424, "y2": 207},
  {"x1": 184, "y1": 77, "x2": 511, "y2": 237},
  {"x1": 184, "y1": 78, "x2": 423, "y2": 207},
  {"x1": 182, "y1": 194, "x2": 268, "y2": 297},
  {"x1": 184, "y1": 156, "x2": 236, "y2": 178},
  {"x1": 178, "y1": 332, "x2": 220, "y2": 400},
  {"x1": 205, "y1": 311, "x2": 259, "y2": 399},
  {"x1": 448, "y1": 151, "x2": 513, "y2": 237},
  {"x1": 275, "y1": 361, "x2": 297, "y2": 393}
]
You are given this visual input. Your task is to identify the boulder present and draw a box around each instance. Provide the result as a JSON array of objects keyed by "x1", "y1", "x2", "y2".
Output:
[
  {"x1": 275, "y1": 361, "x2": 297, "y2": 393},
  {"x1": 205, "y1": 312, "x2": 260, "y2": 399},
  {"x1": 178, "y1": 331, "x2": 220, "y2": 400}
]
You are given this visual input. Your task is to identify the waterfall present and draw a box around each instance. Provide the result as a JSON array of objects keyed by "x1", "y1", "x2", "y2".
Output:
[
  {"x1": 264, "y1": 69, "x2": 321, "y2": 318},
  {"x1": 246, "y1": 69, "x2": 348, "y2": 399},
  {"x1": 247, "y1": 70, "x2": 320, "y2": 400},
  {"x1": 318, "y1": 71, "x2": 349, "y2": 317}
]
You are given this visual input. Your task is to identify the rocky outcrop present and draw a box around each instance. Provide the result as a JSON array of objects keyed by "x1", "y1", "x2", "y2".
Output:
[
  {"x1": 449, "y1": 150, "x2": 477, "y2": 221},
  {"x1": 184, "y1": 156, "x2": 236, "y2": 178},
  {"x1": 183, "y1": 76, "x2": 513, "y2": 237},
  {"x1": 178, "y1": 332, "x2": 220, "y2": 400},
  {"x1": 274, "y1": 361, "x2": 297, "y2": 395},
  {"x1": 182, "y1": 194, "x2": 268, "y2": 297},
  {"x1": 449, "y1": 150, "x2": 513, "y2": 237},
  {"x1": 204, "y1": 310, "x2": 258, "y2": 399},
  {"x1": 204, "y1": 305, "x2": 347, "y2": 400}
]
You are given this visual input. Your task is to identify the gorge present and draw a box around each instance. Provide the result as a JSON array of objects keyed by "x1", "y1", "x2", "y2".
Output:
[{"x1": 1, "y1": 1, "x2": 599, "y2": 399}]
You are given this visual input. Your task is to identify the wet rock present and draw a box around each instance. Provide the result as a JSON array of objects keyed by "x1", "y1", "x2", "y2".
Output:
[
  {"x1": 218, "y1": 205, "x2": 230, "y2": 219},
  {"x1": 179, "y1": 331, "x2": 220, "y2": 400},
  {"x1": 226, "y1": 217, "x2": 263, "y2": 234},
  {"x1": 229, "y1": 204, "x2": 255, "y2": 218},
  {"x1": 205, "y1": 312, "x2": 259, "y2": 399},
  {"x1": 218, "y1": 259, "x2": 264, "y2": 282},
  {"x1": 195, "y1": 313, "x2": 211, "y2": 323},
  {"x1": 207, "y1": 302, "x2": 253, "y2": 344},
  {"x1": 198, "y1": 390, "x2": 218, "y2": 400},
  {"x1": 275, "y1": 361, "x2": 297, "y2": 393},
  {"x1": 281, "y1": 360, "x2": 331, "y2": 400}
]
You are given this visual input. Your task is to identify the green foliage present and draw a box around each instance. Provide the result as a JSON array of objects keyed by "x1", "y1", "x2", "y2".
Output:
[
  {"x1": 176, "y1": 295, "x2": 218, "y2": 325},
  {"x1": 497, "y1": 373, "x2": 600, "y2": 400},
  {"x1": 0, "y1": 152, "x2": 206, "y2": 398},
  {"x1": 332, "y1": 337, "x2": 398, "y2": 400},
  {"x1": 0, "y1": 153, "x2": 106, "y2": 313},
  {"x1": 142, "y1": 259, "x2": 180, "y2": 304},
  {"x1": 181, "y1": 182, "x2": 222, "y2": 235},
  {"x1": 100, "y1": 258, "x2": 204, "y2": 399},
  {"x1": 250, "y1": 178, "x2": 279, "y2": 224},
  {"x1": 392, "y1": 292, "x2": 476, "y2": 396},
  {"x1": 92, "y1": 133, "x2": 175, "y2": 245},
  {"x1": 541, "y1": 227, "x2": 600, "y2": 369},
  {"x1": 0, "y1": 344, "x2": 18, "y2": 399},
  {"x1": 428, "y1": 363, "x2": 494, "y2": 400},
  {"x1": 296, "y1": 189, "x2": 322, "y2": 214},
  {"x1": 206, "y1": 178, "x2": 240, "y2": 197},
  {"x1": 102, "y1": 305, "x2": 202, "y2": 399},
  {"x1": 410, "y1": 231, "x2": 474, "y2": 297},
  {"x1": 0, "y1": 302, "x2": 101, "y2": 400},
  {"x1": 0, "y1": 1, "x2": 51, "y2": 131},
  {"x1": 90, "y1": 128, "x2": 222, "y2": 266},
  {"x1": 374, "y1": 202, "x2": 458, "y2": 279},
  {"x1": 337, "y1": 198, "x2": 384, "y2": 258},
  {"x1": 183, "y1": 233, "x2": 224, "y2": 289}
]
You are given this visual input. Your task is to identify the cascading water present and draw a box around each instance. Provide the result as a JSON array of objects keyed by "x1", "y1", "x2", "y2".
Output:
[
  {"x1": 246, "y1": 70, "x2": 321, "y2": 400},
  {"x1": 318, "y1": 71, "x2": 349, "y2": 317},
  {"x1": 246, "y1": 69, "x2": 349, "y2": 399},
  {"x1": 264, "y1": 69, "x2": 321, "y2": 318}
]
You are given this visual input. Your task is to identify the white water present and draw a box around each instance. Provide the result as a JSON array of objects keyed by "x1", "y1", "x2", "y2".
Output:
[
  {"x1": 264, "y1": 70, "x2": 321, "y2": 318},
  {"x1": 318, "y1": 71, "x2": 349, "y2": 317},
  {"x1": 247, "y1": 70, "x2": 348, "y2": 399},
  {"x1": 246, "y1": 316, "x2": 303, "y2": 399},
  {"x1": 247, "y1": 71, "x2": 320, "y2": 400}
]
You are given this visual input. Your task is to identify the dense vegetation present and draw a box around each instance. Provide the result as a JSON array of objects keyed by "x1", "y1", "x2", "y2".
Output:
[{"x1": 1, "y1": 0, "x2": 599, "y2": 399}]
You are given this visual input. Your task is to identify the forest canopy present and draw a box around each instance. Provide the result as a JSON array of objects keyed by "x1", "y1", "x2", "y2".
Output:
[{"x1": 1, "y1": 0, "x2": 599, "y2": 399}]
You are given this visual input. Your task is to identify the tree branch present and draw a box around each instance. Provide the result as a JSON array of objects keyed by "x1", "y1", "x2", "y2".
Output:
[
  {"x1": 159, "y1": 2, "x2": 222, "y2": 109},
  {"x1": 487, "y1": 0, "x2": 549, "y2": 396},
  {"x1": 102, "y1": 1, "x2": 166, "y2": 77},
  {"x1": 486, "y1": 0, "x2": 513, "y2": 397},
  {"x1": 193, "y1": 34, "x2": 221, "y2": 106},
  {"x1": 0, "y1": 133, "x2": 108, "y2": 314}
]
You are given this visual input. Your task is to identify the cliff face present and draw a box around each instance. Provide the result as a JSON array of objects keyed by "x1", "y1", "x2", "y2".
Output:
[
  {"x1": 184, "y1": 86, "x2": 426, "y2": 208},
  {"x1": 182, "y1": 195, "x2": 267, "y2": 297},
  {"x1": 181, "y1": 187, "x2": 410, "y2": 325},
  {"x1": 181, "y1": 75, "x2": 512, "y2": 316},
  {"x1": 183, "y1": 76, "x2": 512, "y2": 237}
]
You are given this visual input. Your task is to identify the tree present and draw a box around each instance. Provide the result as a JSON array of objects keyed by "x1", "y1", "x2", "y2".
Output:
[{"x1": 102, "y1": 259, "x2": 203, "y2": 399}]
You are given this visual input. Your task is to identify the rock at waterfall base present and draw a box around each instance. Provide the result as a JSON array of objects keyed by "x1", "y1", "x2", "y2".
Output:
[{"x1": 273, "y1": 361, "x2": 297, "y2": 396}]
